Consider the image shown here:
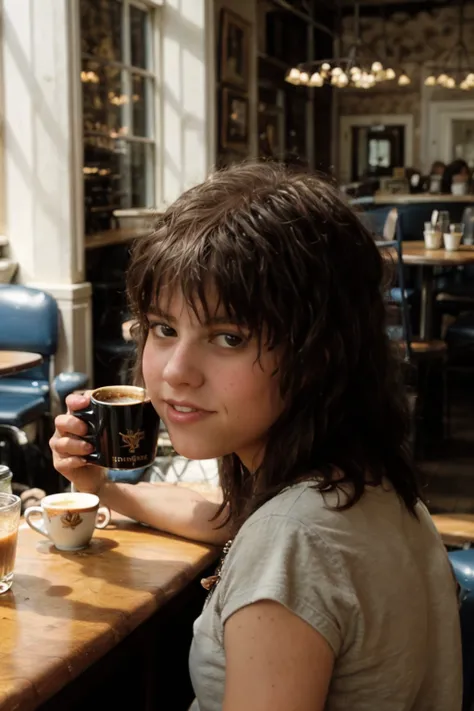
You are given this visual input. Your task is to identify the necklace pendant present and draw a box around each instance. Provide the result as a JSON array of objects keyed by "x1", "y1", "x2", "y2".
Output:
[{"x1": 201, "y1": 574, "x2": 219, "y2": 591}]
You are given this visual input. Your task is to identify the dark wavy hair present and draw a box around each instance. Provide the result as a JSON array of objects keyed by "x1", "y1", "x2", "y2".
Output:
[
  {"x1": 127, "y1": 161, "x2": 419, "y2": 532},
  {"x1": 441, "y1": 159, "x2": 470, "y2": 194}
]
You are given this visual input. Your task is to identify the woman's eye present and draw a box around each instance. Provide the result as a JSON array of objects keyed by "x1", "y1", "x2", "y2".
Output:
[
  {"x1": 213, "y1": 333, "x2": 245, "y2": 349},
  {"x1": 150, "y1": 323, "x2": 176, "y2": 338}
]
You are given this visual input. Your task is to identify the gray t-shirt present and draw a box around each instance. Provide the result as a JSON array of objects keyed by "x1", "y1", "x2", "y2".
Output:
[{"x1": 189, "y1": 481, "x2": 462, "y2": 711}]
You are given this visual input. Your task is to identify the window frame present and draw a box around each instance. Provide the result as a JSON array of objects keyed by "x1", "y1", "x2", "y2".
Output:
[{"x1": 81, "y1": 0, "x2": 161, "y2": 216}]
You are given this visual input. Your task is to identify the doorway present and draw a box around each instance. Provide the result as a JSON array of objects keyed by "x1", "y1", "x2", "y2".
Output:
[
  {"x1": 350, "y1": 124, "x2": 405, "y2": 181},
  {"x1": 339, "y1": 114, "x2": 414, "y2": 184}
]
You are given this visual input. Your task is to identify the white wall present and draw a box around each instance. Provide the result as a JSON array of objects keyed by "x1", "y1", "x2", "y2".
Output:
[
  {"x1": 2, "y1": 0, "x2": 92, "y2": 379},
  {"x1": 160, "y1": 0, "x2": 216, "y2": 206}
]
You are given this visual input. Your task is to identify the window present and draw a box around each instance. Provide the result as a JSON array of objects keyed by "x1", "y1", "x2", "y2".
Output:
[{"x1": 80, "y1": 0, "x2": 157, "y2": 235}]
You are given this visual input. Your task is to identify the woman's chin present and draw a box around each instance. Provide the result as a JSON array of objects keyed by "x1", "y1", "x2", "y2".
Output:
[{"x1": 169, "y1": 437, "x2": 225, "y2": 462}]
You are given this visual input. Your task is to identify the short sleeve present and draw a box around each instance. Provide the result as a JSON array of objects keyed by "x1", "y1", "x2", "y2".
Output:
[{"x1": 217, "y1": 514, "x2": 356, "y2": 657}]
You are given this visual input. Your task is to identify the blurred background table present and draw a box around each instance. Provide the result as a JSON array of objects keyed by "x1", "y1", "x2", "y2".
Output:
[
  {"x1": 402, "y1": 243, "x2": 474, "y2": 340},
  {"x1": 0, "y1": 351, "x2": 43, "y2": 377}
]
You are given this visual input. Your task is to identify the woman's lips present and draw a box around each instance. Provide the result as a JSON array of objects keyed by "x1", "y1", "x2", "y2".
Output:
[{"x1": 164, "y1": 401, "x2": 214, "y2": 425}]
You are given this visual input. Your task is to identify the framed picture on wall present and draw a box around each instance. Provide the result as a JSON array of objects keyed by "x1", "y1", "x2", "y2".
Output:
[
  {"x1": 221, "y1": 87, "x2": 249, "y2": 152},
  {"x1": 220, "y1": 9, "x2": 250, "y2": 89}
]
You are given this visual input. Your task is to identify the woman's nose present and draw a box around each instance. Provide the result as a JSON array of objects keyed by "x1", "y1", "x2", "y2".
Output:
[{"x1": 162, "y1": 341, "x2": 204, "y2": 389}]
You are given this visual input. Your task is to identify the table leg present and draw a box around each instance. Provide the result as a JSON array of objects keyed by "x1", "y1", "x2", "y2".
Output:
[{"x1": 420, "y1": 266, "x2": 434, "y2": 341}]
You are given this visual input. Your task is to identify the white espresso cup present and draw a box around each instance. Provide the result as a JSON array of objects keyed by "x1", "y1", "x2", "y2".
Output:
[
  {"x1": 24, "y1": 492, "x2": 110, "y2": 551},
  {"x1": 443, "y1": 232, "x2": 463, "y2": 252}
]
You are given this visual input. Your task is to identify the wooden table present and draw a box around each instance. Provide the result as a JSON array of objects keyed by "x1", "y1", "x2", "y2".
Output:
[
  {"x1": 402, "y1": 242, "x2": 474, "y2": 340},
  {"x1": 432, "y1": 514, "x2": 474, "y2": 548},
  {"x1": 0, "y1": 515, "x2": 218, "y2": 711},
  {"x1": 0, "y1": 351, "x2": 43, "y2": 376},
  {"x1": 374, "y1": 194, "x2": 474, "y2": 205}
]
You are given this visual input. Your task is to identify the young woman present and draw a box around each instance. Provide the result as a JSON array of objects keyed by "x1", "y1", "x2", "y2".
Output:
[{"x1": 50, "y1": 162, "x2": 461, "y2": 711}]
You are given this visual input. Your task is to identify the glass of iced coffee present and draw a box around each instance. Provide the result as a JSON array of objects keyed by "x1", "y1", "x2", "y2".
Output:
[{"x1": 0, "y1": 493, "x2": 21, "y2": 593}]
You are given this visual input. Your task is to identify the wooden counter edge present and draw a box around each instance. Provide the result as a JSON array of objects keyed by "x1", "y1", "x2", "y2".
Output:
[{"x1": 432, "y1": 513, "x2": 474, "y2": 547}]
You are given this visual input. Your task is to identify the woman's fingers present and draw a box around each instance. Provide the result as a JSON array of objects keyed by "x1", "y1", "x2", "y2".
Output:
[
  {"x1": 54, "y1": 413, "x2": 88, "y2": 438},
  {"x1": 52, "y1": 435, "x2": 94, "y2": 458}
]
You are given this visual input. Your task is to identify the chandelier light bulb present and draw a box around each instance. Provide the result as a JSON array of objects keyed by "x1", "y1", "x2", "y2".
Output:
[
  {"x1": 371, "y1": 61, "x2": 383, "y2": 73},
  {"x1": 332, "y1": 67, "x2": 342, "y2": 77},
  {"x1": 299, "y1": 72, "x2": 309, "y2": 84},
  {"x1": 338, "y1": 73, "x2": 349, "y2": 87},
  {"x1": 286, "y1": 67, "x2": 301, "y2": 84},
  {"x1": 424, "y1": 75, "x2": 436, "y2": 86},
  {"x1": 321, "y1": 62, "x2": 331, "y2": 72},
  {"x1": 350, "y1": 66, "x2": 360, "y2": 75},
  {"x1": 437, "y1": 73, "x2": 448, "y2": 85},
  {"x1": 446, "y1": 77, "x2": 456, "y2": 89},
  {"x1": 309, "y1": 72, "x2": 324, "y2": 87},
  {"x1": 385, "y1": 68, "x2": 396, "y2": 80},
  {"x1": 398, "y1": 73, "x2": 411, "y2": 86},
  {"x1": 460, "y1": 80, "x2": 470, "y2": 90},
  {"x1": 467, "y1": 73, "x2": 474, "y2": 85}
]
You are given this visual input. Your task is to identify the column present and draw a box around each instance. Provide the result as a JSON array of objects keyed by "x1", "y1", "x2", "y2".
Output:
[{"x1": 2, "y1": 0, "x2": 92, "y2": 378}]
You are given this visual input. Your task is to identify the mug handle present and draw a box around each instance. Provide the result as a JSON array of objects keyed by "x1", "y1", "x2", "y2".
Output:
[
  {"x1": 24, "y1": 507, "x2": 50, "y2": 539},
  {"x1": 95, "y1": 506, "x2": 111, "y2": 529},
  {"x1": 74, "y1": 406, "x2": 101, "y2": 464}
]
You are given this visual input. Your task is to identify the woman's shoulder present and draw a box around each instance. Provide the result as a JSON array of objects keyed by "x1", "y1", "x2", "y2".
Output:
[{"x1": 242, "y1": 477, "x2": 419, "y2": 543}]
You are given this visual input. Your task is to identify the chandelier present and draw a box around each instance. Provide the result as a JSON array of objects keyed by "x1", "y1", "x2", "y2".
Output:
[
  {"x1": 285, "y1": 2, "x2": 410, "y2": 90},
  {"x1": 424, "y1": 0, "x2": 474, "y2": 90}
]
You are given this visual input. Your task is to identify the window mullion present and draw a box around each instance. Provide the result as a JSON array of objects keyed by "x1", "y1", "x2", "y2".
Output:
[{"x1": 121, "y1": 0, "x2": 133, "y2": 208}]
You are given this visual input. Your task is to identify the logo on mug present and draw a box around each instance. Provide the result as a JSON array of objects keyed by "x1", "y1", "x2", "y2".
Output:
[
  {"x1": 119, "y1": 429, "x2": 145, "y2": 453},
  {"x1": 60, "y1": 512, "x2": 83, "y2": 530}
]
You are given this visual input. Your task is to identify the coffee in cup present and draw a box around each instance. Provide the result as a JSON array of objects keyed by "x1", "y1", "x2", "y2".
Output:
[
  {"x1": 75, "y1": 385, "x2": 160, "y2": 470},
  {"x1": 0, "y1": 493, "x2": 21, "y2": 593},
  {"x1": 24, "y1": 492, "x2": 110, "y2": 551}
]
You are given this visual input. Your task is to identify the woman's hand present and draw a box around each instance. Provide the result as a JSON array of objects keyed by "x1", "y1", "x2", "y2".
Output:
[{"x1": 50, "y1": 392, "x2": 107, "y2": 494}]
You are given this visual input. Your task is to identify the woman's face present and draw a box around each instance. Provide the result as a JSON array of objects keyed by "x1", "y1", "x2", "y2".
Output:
[{"x1": 142, "y1": 289, "x2": 284, "y2": 472}]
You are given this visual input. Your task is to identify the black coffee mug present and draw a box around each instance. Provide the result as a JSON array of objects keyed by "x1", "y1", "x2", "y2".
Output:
[{"x1": 75, "y1": 386, "x2": 160, "y2": 470}]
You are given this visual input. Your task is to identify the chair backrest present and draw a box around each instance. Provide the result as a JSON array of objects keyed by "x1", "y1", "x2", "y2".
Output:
[
  {"x1": 448, "y1": 549, "x2": 474, "y2": 711},
  {"x1": 357, "y1": 205, "x2": 393, "y2": 238},
  {"x1": 382, "y1": 207, "x2": 398, "y2": 242},
  {"x1": 376, "y1": 238, "x2": 412, "y2": 363},
  {"x1": 0, "y1": 285, "x2": 58, "y2": 382}
]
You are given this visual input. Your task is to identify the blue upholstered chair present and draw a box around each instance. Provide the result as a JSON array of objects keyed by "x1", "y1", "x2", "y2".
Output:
[
  {"x1": 448, "y1": 549, "x2": 474, "y2": 711},
  {"x1": 0, "y1": 285, "x2": 88, "y2": 485}
]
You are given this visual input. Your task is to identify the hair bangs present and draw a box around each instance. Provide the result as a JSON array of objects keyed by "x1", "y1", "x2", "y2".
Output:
[{"x1": 128, "y1": 223, "x2": 291, "y2": 353}]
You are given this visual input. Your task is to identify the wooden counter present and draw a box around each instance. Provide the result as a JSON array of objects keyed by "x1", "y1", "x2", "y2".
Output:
[
  {"x1": 374, "y1": 193, "x2": 474, "y2": 205},
  {"x1": 0, "y1": 516, "x2": 217, "y2": 710},
  {"x1": 84, "y1": 228, "x2": 151, "y2": 251}
]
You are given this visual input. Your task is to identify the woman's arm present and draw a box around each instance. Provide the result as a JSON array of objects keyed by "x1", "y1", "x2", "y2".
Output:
[
  {"x1": 98, "y1": 479, "x2": 230, "y2": 545},
  {"x1": 223, "y1": 600, "x2": 334, "y2": 711}
]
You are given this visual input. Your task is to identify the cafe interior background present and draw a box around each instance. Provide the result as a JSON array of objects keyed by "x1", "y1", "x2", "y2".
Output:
[{"x1": 3, "y1": 0, "x2": 474, "y2": 512}]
